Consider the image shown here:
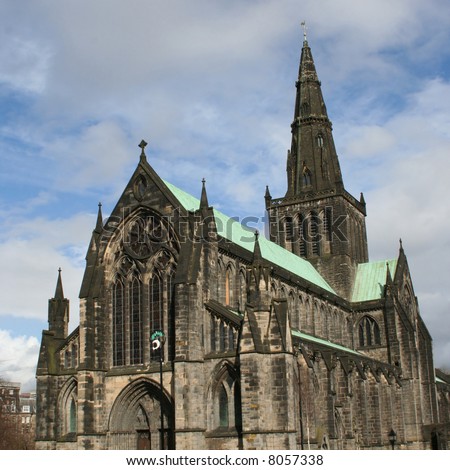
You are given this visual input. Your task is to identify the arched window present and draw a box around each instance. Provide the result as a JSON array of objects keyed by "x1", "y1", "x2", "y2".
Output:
[
  {"x1": 113, "y1": 278, "x2": 125, "y2": 366},
  {"x1": 130, "y1": 276, "x2": 143, "y2": 364},
  {"x1": 219, "y1": 385, "x2": 229, "y2": 428},
  {"x1": 299, "y1": 214, "x2": 307, "y2": 257},
  {"x1": 211, "y1": 366, "x2": 241, "y2": 432},
  {"x1": 317, "y1": 133, "x2": 324, "y2": 148},
  {"x1": 150, "y1": 273, "x2": 163, "y2": 362},
  {"x1": 310, "y1": 212, "x2": 321, "y2": 255},
  {"x1": 238, "y1": 270, "x2": 246, "y2": 313},
  {"x1": 358, "y1": 316, "x2": 381, "y2": 347},
  {"x1": 69, "y1": 398, "x2": 77, "y2": 433},
  {"x1": 219, "y1": 321, "x2": 226, "y2": 352},
  {"x1": 225, "y1": 267, "x2": 233, "y2": 306},
  {"x1": 210, "y1": 316, "x2": 216, "y2": 352}
]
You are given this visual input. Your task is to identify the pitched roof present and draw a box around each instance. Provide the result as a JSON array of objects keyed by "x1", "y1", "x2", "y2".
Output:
[
  {"x1": 351, "y1": 259, "x2": 398, "y2": 302},
  {"x1": 292, "y1": 329, "x2": 364, "y2": 356},
  {"x1": 163, "y1": 180, "x2": 335, "y2": 294}
]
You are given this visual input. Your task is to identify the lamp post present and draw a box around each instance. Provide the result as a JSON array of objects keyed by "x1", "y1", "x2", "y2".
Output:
[
  {"x1": 151, "y1": 330, "x2": 165, "y2": 450},
  {"x1": 388, "y1": 428, "x2": 397, "y2": 450}
]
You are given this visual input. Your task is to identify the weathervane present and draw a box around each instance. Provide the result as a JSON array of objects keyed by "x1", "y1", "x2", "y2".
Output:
[{"x1": 301, "y1": 21, "x2": 307, "y2": 42}]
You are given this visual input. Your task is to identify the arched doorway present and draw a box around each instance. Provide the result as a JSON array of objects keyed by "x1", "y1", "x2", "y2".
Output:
[{"x1": 108, "y1": 378, "x2": 174, "y2": 450}]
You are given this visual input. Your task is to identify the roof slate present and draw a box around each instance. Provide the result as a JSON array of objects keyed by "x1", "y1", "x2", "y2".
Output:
[{"x1": 163, "y1": 180, "x2": 335, "y2": 294}]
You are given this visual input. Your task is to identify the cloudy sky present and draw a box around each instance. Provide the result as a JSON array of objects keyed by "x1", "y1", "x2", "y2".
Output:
[{"x1": 1, "y1": 0, "x2": 450, "y2": 391}]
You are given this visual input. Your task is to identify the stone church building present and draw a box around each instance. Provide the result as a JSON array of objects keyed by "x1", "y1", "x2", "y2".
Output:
[{"x1": 36, "y1": 36, "x2": 450, "y2": 450}]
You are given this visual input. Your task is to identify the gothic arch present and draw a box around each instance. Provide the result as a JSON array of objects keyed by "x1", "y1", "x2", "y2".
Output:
[
  {"x1": 57, "y1": 376, "x2": 78, "y2": 438},
  {"x1": 108, "y1": 377, "x2": 174, "y2": 449},
  {"x1": 357, "y1": 315, "x2": 381, "y2": 347},
  {"x1": 206, "y1": 361, "x2": 242, "y2": 434}
]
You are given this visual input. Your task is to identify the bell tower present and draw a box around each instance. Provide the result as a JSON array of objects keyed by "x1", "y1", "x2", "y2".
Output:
[{"x1": 266, "y1": 28, "x2": 368, "y2": 299}]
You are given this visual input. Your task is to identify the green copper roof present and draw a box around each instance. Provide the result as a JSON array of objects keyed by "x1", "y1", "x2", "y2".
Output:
[
  {"x1": 163, "y1": 180, "x2": 335, "y2": 294},
  {"x1": 292, "y1": 329, "x2": 363, "y2": 356},
  {"x1": 351, "y1": 259, "x2": 398, "y2": 302}
]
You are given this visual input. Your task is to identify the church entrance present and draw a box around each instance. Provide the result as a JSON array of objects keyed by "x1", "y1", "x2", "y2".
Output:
[{"x1": 108, "y1": 378, "x2": 174, "y2": 450}]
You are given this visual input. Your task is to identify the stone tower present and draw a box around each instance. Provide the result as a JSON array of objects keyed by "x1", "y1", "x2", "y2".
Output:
[{"x1": 266, "y1": 36, "x2": 368, "y2": 299}]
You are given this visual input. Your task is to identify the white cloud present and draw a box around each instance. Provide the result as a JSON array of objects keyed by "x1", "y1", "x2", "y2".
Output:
[{"x1": 0, "y1": 330, "x2": 40, "y2": 392}]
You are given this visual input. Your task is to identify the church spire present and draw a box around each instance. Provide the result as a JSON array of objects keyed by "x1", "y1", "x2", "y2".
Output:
[
  {"x1": 287, "y1": 29, "x2": 343, "y2": 196},
  {"x1": 54, "y1": 267, "x2": 64, "y2": 299},
  {"x1": 200, "y1": 178, "x2": 209, "y2": 210},
  {"x1": 48, "y1": 268, "x2": 69, "y2": 338},
  {"x1": 94, "y1": 202, "x2": 103, "y2": 234}
]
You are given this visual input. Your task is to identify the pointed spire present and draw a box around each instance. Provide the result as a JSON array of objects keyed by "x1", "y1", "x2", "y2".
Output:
[
  {"x1": 386, "y1": 262, "x2": 393, "y2": 286},
  {"x1": 139, "y1": 139, "x2": 148, "y2": 162},
  {"x1": 200, "y1": 178, "x2": 209, "y2": 210},
  {"x1": 287, "y1": 30, "x2": 343, "y2": 196},
  {"x1": 253, "y1": 230, "x2": 262, "y2": 263},
  {"x1": 94, "y1": 202, "x2": 103, "y2": 234},
  {"x1": 54, "y1": 267, "x2": 64, "y2": 299},
  {"x1": 360, "y1": 192, "x2": 366, "y2": 205}
]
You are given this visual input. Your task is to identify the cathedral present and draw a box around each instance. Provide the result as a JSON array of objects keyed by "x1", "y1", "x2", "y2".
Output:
[{"x1": 36, "y1": 34, "x2": 450, "y2": 450}]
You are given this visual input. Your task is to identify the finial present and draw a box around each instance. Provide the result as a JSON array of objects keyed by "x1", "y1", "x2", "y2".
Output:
[
  {"x1": 255, "y1": 229, "x2": 259, "y2": 241},
  {"x1": 58, "y1": 267, "x2": 62, "y2": 274},
  {"x1": 95, "y1": 202, "x2": 103, "y2": 233},
  {"x1": 139, "y1": 140, "x2": 148, "y2": 159},
  {"x1": 399, "y1": 238, "x2": 403, "y2": 249},
  {"x1": 301, "y1": 21, "x2": 308, "y2": 42},
  {"x1": 200, "y1": 177, "x2": 209, "y2": 210}
]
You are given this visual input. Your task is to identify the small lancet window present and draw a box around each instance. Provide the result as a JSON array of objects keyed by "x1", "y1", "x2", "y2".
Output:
[
  {"x1": 317, "y1": 133, "x2": 324, "y2": 148},
  {"x1": 219, "y1": 385, "x2": 229, "y2": 428},
  {"x1": 302, "y1": 162, "x2": 312, "y2": 187}
]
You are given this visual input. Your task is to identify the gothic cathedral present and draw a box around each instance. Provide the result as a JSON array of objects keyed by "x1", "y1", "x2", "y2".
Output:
[{"x1": 36, "y1": 35, "x2": 450, "y2": 450}]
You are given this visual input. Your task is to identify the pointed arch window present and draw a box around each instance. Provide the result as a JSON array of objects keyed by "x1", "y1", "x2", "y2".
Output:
[
  {"x1": 130, "y1": 276, "x2": 143, "y2": 364},
  {"x1": 113, "y1": 278, "x2": 125, "y2": 367},
  {"x1": 211, "y1": 367, "x2": 241, "y2": 433},
  {"x1": 302, "y1": 163, "x2": 312, "y2": 187},
  {"x1": 219, "y1": 384, "x2": 229, "y2": 428},
  {"x1": 150, "y1": 273, "x2": 163, "y2": 362},
  {"x1": 299, "y1": 214, "x2": 307, "y2": 257},
  {"x1": 69, "y1": 398, "x2": 77, "y2": 433},
  {"x1": 358, "y1": 316, "x2": 381, "y2": 347},
  {"x1": 310, "y1": 211, "x2": 321, "y2": 255},
  {"x1": 317, "y1": 133, "x2": 324, "y2": 148}
]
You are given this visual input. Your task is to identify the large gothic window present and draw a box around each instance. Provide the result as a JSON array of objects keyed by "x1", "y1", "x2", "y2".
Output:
[{"x1": 111, "y1": 211, "x2": 178, "y2": 367}]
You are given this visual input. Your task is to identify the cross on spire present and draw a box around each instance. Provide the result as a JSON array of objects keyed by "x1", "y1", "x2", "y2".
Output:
[
  {"x1": 301, "y1": 21, "x2": 308, "y2": 42},
  {"x1": 139, "y1": 139, "x2": 148, "y2": 159}
]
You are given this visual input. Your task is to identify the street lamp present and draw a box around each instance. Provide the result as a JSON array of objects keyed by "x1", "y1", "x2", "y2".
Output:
[
  {"x1": 388, "y1": 428, "x2": 397, "y2": 450},
  {"x1": 151, "y1": 330, "x2": 165, "y2": 450}
]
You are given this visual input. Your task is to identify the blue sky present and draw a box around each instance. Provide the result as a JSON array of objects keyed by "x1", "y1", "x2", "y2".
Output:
[{"x1": 1, "y1": 0, "x2": 450, "y2": 390}]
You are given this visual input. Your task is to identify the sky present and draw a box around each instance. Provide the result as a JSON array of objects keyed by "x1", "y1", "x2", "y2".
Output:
[{"x1": 1, "y1": 0, "x2": 450, "y2": 391}]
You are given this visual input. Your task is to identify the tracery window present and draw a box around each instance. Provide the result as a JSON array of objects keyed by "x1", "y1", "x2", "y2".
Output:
[
  {"x1": 112, "y1": 255, "x2": 176, "y2": 366},
  {"x1": 358, "y1": 316, "x2": 381, "y2": 347}
]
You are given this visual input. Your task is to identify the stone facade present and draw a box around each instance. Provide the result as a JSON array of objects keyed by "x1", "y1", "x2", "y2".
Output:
[{"x1": 35, "y1": 36, "x2": 450, "y2": 450}]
